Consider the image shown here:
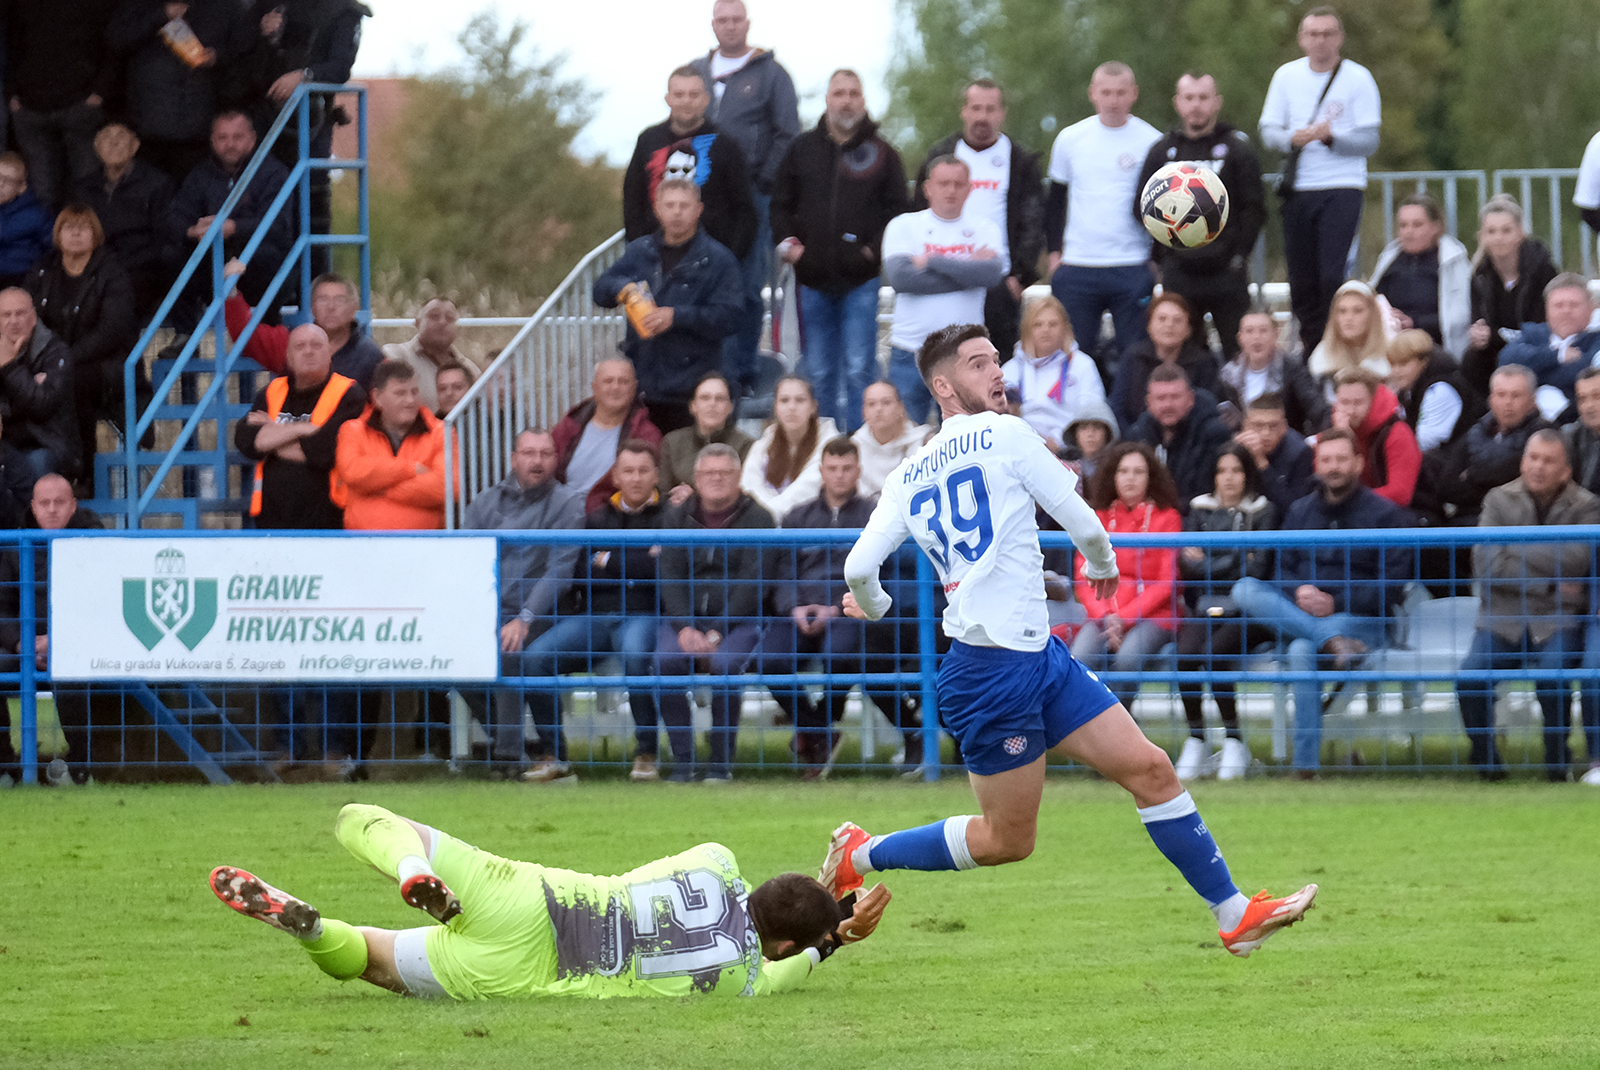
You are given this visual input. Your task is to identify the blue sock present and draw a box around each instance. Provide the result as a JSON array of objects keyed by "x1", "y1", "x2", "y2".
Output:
[
  {"x1": 1137, "y1": 792, "x2": 1240, "y2": 906},
  {"x1": 863, "y1": 816, "x2": 977, "y2": 873}
]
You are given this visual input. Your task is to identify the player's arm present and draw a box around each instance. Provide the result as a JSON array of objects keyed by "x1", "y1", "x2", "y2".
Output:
[
  {"x1": 1015, "y1": 431, "x2": 1119, "y2": 594},
  {"x1": 844, "y1": 486, "x2": 911, "y2": 621}
]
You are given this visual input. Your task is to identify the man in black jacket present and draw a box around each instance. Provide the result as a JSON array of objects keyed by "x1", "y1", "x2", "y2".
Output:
[
  {"x1": 517, "y1": 440, "x2": 667, "y2": 782},
  {"x1": 1130, "y1": 365, "x2": 1233, "y2": 512},
  {"x1": 911, "y1": 78, "x2": 1044, "y2": 362},
  {"x1": 0, "y1": 288, "x2": 77, "y2": 496},
  {"x1": 593, "y1": 180, "x2": 743, "y2": 433},
  {"x1": 622, "y1": 67, "x2": 755, "y2": 262},
  {"x1": 5, "y1": 0, "x2": 119, "y2": 211},
  {"x1": 1236, "y1": 393, "x2": 1315, "y2": 515},
  {"x1": 654, "y1": 442, "x2": 778, "y2": 782},
  {"x1": 771, "y1": 70, "x2": 907, "y2": 431},
  {"x1": 762, "y1": 438, "x2": 921, "y2": 777},
  {"x1": 1438, "y1": 364, "x2": 1552, "y2": 522},
  {"x1": 1137, "y1": 74, "x2": 1266, "y2": 362},
  {"x1": 1231, "y1": 429, "x2": 1413, "y2": 775},
  {"x1": 74, "y1": 122, "x2": 176, "y2": 318}
]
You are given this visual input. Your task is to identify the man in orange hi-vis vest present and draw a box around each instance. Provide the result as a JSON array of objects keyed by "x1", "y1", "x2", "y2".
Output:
[{"x1": 236, "y1": 324, "x2": 367, "y2": 529}]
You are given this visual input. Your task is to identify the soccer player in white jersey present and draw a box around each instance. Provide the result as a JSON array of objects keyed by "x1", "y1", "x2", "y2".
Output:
[{"x1": 823, "y1": 323, "x2": 1317, "y2": 957}]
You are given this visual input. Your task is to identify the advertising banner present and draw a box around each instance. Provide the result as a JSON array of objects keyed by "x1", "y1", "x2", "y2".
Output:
[{"x1": 49, "y1": 537, "x2": 499, "y2": 682}]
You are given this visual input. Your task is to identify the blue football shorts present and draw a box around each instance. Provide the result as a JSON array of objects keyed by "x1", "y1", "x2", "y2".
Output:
[{"x1": 935, "y1": 636, "x2": 1119, "y2": 776}]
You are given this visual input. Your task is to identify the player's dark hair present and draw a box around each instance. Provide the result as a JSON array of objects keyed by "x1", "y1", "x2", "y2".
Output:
[
  {"x1": 821, "y1": 436, "x2": 860, "y2": 461},
  {"x1": 369, "y1": 359, "x2": 417, "y2": 393},
  {"x1": 748, "y1": 874, "x2": 839, "y2": 955},
  {"x1": 1084, "y1": 441, "x2": 1181, "y2": 512},
  {"x1": 917, "y1": 323, "x2": 990, "y2": 385}
]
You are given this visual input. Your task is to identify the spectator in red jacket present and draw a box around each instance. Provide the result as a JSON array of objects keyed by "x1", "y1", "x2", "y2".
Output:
[
  {"x1": 1329, "y1": 367, "x2": 1420, "y2": 508},
  {"x1": 1069, "y1": 440, "x2": 1182, "y2": 712},
  {"x1": 550, "y1": 357, "x2": 662, "y2": 511}
]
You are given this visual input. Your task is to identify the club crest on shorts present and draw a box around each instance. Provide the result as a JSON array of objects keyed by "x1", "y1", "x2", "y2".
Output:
[{"x1": 1003, "y1": 736, "x2": 1027, "y2": 755}]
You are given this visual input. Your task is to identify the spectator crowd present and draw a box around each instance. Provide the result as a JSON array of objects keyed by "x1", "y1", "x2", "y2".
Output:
[{"x1": 10, "y1": 1, "x2": 1600, "y2": 790}]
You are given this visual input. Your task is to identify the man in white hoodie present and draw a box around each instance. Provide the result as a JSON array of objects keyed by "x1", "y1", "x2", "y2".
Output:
[{"x1": 851, "y1": 381, "x2": 929, "y2": 496}]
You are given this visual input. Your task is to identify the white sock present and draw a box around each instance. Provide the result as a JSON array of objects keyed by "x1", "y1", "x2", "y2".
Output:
[
  {"x1": 396, "y1": 854, "x2": 433, "y2": 884},
  {"x1": 851, "y1": 837, "x2": 881, "y2": 877},
  {"x1": 1211, "y1": 892, "x2": 1250, "y2": 933}
]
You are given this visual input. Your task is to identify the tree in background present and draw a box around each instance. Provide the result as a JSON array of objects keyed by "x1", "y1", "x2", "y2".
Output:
[
  {"x1": 888, "y1": 0, "x2": 1449, "y2": 171},
  {"x1": 368, "y1": 15, "x2": 620, "y2": 309}
]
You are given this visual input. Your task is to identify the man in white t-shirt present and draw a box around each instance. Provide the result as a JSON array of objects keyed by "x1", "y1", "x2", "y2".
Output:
[
  {"x1": 1043, "y1": 62, "x2": 1161, "y2": 382},
  {"x1": 881, "y1": 157, "x2": 1009, "y2": 423},
  {"x1": 1573, "y1": 130, "x2": 1600, "y2": 268},
  {"x1": 910, "y1": 79, "x2": 1046, "y2": 362},
  {"x1": 1259, "y1": 5, "x2": 1382, "y2": 356}
]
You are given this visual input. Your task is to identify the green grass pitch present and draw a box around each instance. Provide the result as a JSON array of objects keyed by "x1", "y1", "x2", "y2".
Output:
[{"x1": 3, "y1": 777, "x2": 1598, "y2": 1069}]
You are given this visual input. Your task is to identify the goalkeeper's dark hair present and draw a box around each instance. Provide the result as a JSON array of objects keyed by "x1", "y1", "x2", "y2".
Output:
[
  {"x1": 748, "y1": 873, "x2": 839, "y2": 955},
  {"x1": 917, "y1": 323, "x2": 990, "y2": 385}
]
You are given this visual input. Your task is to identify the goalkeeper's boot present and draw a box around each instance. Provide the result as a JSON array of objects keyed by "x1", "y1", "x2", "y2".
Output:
[
  {"x1": 210, "y1": 866, "x2": 321, "y2": 936},
  {"x1": 1219, "y1": 884, "x2": 1319, "y2": 957},
  {"x1": 819, "y1": 821, "x2": 872, "y2": 899},
  {"x1": 400, "y1": 874, "x2": 462, "y2": 925}
]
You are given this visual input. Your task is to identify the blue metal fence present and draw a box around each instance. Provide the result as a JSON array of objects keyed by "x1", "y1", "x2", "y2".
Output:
[{"x1": 7, "y1": 524, "x2": 1600, "y2": 786}]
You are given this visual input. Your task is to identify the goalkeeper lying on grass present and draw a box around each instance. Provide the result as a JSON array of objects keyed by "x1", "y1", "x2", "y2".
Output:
[{"x1": 209, "y1": 804, "x2": 890, "y2": 1000}]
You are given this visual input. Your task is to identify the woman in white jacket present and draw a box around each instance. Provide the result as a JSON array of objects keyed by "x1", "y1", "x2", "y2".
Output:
[
  {"x1": 1001, "y1": 295, "x2": 1106, "y2": 450},
  {"x1": 1370, "y1": 193, "x2": 1471, "y2": 360},
  {"x1": 741, "y1": 375, "x2": 839, "y2": 519},
  {"x1": 850, "y1": 380, "x2": 929, "y2": 497}
]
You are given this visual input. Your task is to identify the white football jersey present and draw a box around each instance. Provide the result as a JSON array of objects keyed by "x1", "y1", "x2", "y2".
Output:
[{"x1": 845, "y1": 411, "x2": 1116, "y2": 651}]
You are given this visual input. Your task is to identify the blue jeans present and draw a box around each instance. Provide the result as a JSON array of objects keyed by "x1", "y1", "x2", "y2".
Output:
[
  {"x1": 724, "y1": 192, "x2": 772, "y2": 394},
  {"x1": 1231, "y1": 577, "x2": 1388, "y2": 770},
  {"x1": 655, "y1": 621, "x2": 765, "y2": 778},
  {"x1": 798, "y1": 279, "x2": 881, "y2": 432},
  {"x1": 888, "y1": 345, "x2": 935, "y2": 426},
  {"x1": 1049, "y1": 263, "x2": 1154, "y2": 376},
  {"x1": 1457, "y1": 626, "x2": 1583, "y2": 774},
  {"x1": 1582, "y1": 619, "x2": 1600, "y2": 764},
  {"x1": 513, "y1": 614, "x2": 661, "y2": 759}
]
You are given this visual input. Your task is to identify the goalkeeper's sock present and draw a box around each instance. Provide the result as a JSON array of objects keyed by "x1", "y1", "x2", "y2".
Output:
[
  {"x1": 859, "y1": 816, "x2": 978, "y2": 873},
  {"x1": 300, "y1": 918, "x2": 369, "y2": 981},
  {"x1": 1137, "y1": 791, "x2": 1241, "y2": 909},
  {"x1": 334, "y1": 803, "x2": 433, "y2": 882}
]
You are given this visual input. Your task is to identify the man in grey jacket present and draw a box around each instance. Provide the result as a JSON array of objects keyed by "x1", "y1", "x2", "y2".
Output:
[
  {"x1": 689, "y1": 0, "x2": 800, "y2": 396},
  {"x1": 461, "y1": 429, "x2": 586, "y2": 780},
  {"x1": 1455, "y1": 429, "x2": 1600, "y2": 780}
]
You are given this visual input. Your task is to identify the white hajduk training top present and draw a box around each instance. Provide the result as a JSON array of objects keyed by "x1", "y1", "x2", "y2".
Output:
[{"x1": 843, "y1": 410, "x2": 1117, "y2": 652}]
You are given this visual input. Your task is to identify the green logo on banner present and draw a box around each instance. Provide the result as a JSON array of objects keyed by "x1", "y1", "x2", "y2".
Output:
[{"x1": 122, "y1": 547, "x2": 218, "y2": 651}]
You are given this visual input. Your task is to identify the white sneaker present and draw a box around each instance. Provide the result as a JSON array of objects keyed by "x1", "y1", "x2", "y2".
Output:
[
  {"x1": 1217, "y1": 738, "x2": 1251, "y2": 781},
  {"x1": 1175, "y1": 737, "x2": 1208, "y2": 781},
  {"x1": 1581, "y1": 766, "x2": 1600, "y2": 786}
]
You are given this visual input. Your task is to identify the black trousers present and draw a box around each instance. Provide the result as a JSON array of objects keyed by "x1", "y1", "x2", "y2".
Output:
[
  {"x1": 1281, "y1": 187, "x2": 1364, "y2": 355},
  {"x1": 1160, "y1": 261, "x2": 1252, "y2": 361},
  {"x1": 983, "y1": 282, "x2": 1022, "y2": 363}
]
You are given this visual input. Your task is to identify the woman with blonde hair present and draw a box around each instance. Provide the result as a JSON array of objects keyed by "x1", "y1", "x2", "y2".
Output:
[
  {"x1": 740, "y1": 375, "x2": 839, "y2": 518},
  {"x1": 1307, "y1": 279, "x2": 1390, "y2": 396},
  {"x1": 1464, "y1": 194, "x2": 1559, "y2": 395},
  {"x1": 1001, "y1": 294, "x2": 1105, "y2": 450}
]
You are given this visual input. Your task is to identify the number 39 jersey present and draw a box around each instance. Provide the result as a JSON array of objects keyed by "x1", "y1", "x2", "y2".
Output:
[{"x1": 848, "y1": 411, "x2": 1117, "y2": 651}]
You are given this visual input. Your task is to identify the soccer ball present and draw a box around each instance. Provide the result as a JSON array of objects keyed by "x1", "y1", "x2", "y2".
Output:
[{"x1": 1140, "y1": 163, "x2": 1229, "y2": 250}]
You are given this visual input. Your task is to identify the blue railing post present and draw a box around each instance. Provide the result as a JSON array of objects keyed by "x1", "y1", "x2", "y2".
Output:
[
  {"x1": 18, "y1": 533, "x2": 37, "y2": 784},
  {"x1": 916, "y1": 553, "x2": 940, "y2": 781}
]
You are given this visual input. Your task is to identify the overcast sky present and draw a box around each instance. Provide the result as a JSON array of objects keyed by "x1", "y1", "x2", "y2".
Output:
[{"x1": 354, "y1": 1, "x2": 900, "y2": 164}]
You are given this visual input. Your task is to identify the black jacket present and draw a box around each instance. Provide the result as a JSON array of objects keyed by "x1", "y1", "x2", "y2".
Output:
[
  {"x1": 657, "y1": 492, "x2": 777, "y2": 632},
  {"x1": 775, "y1": 492, "x2": 876, "y2": 612},
  {"x1": 0, "y1": 508, "x2": 104, "y2": 651},
  {"x1": 592, "y1": 228, "x2": 743, "y2": 403},
  {"x1": 1137, "y1": 123, "x2": 1266, "y2": 274},
  {"x1": 1216, "y1": 349, "x2": 1328, "y2": 437},
  {"x1": 1440, "y1": 409, "x2": 1553, "y2": 516},
  {"x1": 622, "y1": 118, "x2": 755, "y2": 259},
  {"x1": 1275, "y1": 485, "x2": 1413, "y2": 619},
  {"x1": 1393, "y1": 349, "x2": 1485, "y2": 450},
  {"x1": 574, "y1": 495, "x2": 667, "y2": 616},
  {"x1": 23, "y1": 249, "x2": 138, "y2": 371},
  {"x1": 911, "y1": 131, "x2": 1044, "y2": 286},
  {"x1": 73, "y1": 159, "x2": 175, "y2": 278},
  {"x1": 770, "y1": 117, "x2": 908, "y2": 295},
  {"x1": 235, "y1": 372, "x2": 367, "y2": 530},
  {"x1": 168, "y1": 151, "x2": 292, "y2": 258},
  {"x1": 1257, "y1": 429, "x2": 1316, "y2": 517},
  {"x1": 1180, "y1": 493, "x2": 1278, "y2": 606},
  {"x1": 235, "y1": 0, "x2": 369, "y2": 118},
  {"x1": 1463, "y1": 238, "x2": 1560, "y2": 394},
  {"x1": 6, "y1": 0, "x2": 120, "y2": 112},
  {"x1": 1109, "y1": 336, "x2": 1222, "y2": 432},
  {"x1": 0, "y1": 325, "x2": 77, "y2": 473},
  {"x1": 106, "y1": 0, "x2": 252, "y2": 143},
  {"x1": 1130, "y1": 403, "x2": 1234, "y2": 513}
]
